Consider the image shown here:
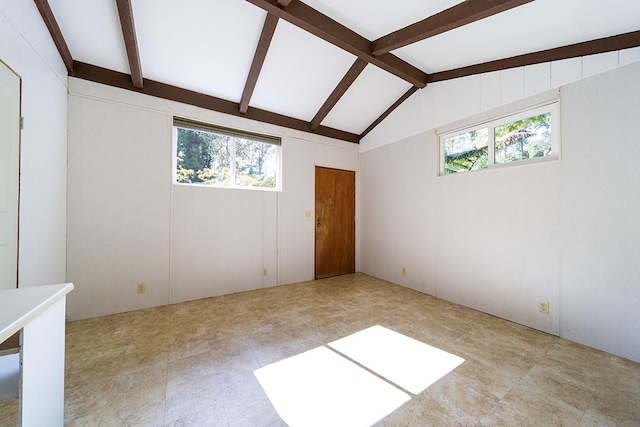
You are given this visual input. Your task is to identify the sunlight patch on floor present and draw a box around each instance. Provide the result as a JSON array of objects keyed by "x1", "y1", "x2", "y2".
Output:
[
  {"x1": 255, "y1": 325, "x2": 465, "y2": 426},
  {"x1": 255, "y1": 346, "x2": 410, "y2": 427},
  {"x1": 329, "y1": 325, "x2": 465, "y2": 394}
]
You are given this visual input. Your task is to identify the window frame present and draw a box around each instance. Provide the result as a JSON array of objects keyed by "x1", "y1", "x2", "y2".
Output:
[
  {"x1": 172, "y1": 118, "x2": 282, "y2": 191},
  {"x1": 439, "y1": 102, "x2": 559, "y2": 176}
]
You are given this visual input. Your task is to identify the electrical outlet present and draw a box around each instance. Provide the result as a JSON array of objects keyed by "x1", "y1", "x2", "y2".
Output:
[
  {"x1": 137, "y1": 283, "x2": 146, "y2": 294},
  {"x1": 262, "y1": 268, "x2": 268, "y2": 276},
  {"x1": 539, "y1": 301, "x2": 549, "y2": 314},
  {"x1": 401, "y1": 267, "x2": 406, "y2": 275}
]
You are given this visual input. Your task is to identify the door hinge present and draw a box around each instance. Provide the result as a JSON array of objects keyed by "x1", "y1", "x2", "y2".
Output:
[{"x1": 20, "y1": 117, "x2": 24, "y2": 130}]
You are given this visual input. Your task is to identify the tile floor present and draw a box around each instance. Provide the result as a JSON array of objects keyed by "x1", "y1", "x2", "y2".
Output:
[{"x1": 1, "y1": 273, "x2": 639, "y2": 426}]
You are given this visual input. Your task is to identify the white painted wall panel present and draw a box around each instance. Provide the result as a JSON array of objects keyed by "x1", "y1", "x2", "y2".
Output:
[
  {"x1": 480, "y1": 71, "x2": 501, "y2": 113},
  {"x1": 67, "y1": 97, "x2": 171, "y2": 320},
  {"x1": 66, "y1": 79, "x2": 359, "y2": 320},
  {"x1": 0, "y1": 2, "x2": 68, "y2": 288},
  {"x1": 500, "y1": 67, "x2": 524, "y2": 106},
  {"x1": 550, "y1": 57, "x2": 582, "y2": 89},
  {"x1": 524, "y1": 63, "x2": 551, "y2": 97},
  {"x1": 424, "y1": 82, "x2": 447, "y2": 133},
  {"x1": 461, "y1": 74, "x2": 481, "y2": 119},
  {"x1": 435, "y1": 160, "x2": 560, "y2": 335},
  {"x1": 582, "y1": 51, "x2": 619, "y2": 78},
  {"x1": 170, "y1": 186, "x2": 272, "y2": 303},
  {"x1": 362, "y1": 48, "x2": 640, "y2": 153},
  {"x1": 620, "y1": 47, "x2": 640, "y2": 66},
  {"x1": 559, "y1": 61, "x2": 640, "y2": 361},
  {"x1": 360, "y1": 61, "x2": 640, "y2": 361},
  {"x1": 445, "y1": 78, "x2": 463, "y2": 125},
  {"x1": 360, "y1": 136, "x2": 435, "y2": 296}
]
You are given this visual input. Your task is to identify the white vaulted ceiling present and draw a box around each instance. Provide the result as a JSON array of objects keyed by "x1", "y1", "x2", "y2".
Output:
[{"x1": 43, "y1": 0, "x2": 640, "y2": 142}]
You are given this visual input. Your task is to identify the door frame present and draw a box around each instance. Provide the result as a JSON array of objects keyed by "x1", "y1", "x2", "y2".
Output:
[
  {"x1": 313, "y1": 164, "x2": 356, "y2": 279},
  {"x1": 0, "y1": 58, "x2": 22, "y2": 290}
]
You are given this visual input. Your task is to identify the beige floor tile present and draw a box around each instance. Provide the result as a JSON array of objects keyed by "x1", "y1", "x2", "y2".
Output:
[
  {"x1": 0, "y1": 399, "x2": 18, "y2": 426},
  {"x1": 164, "y1": 373, "x2": 220, "y2": 424},
  {"x1": 53, "y1": 274, "x2": 640, "y2": 427}
]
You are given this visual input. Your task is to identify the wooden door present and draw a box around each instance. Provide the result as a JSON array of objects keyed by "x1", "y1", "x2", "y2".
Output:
[
  {"x1": 0, "y1": 60, "x2": 20, "y2": 290},
  {"x1": 315, "y1": 166, "x2": 355, "y2": 279}
]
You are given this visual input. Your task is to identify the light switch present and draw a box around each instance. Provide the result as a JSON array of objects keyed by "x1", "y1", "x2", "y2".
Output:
[{"x1": 305, "y1": 210, "x2": 311, "y2": 218}]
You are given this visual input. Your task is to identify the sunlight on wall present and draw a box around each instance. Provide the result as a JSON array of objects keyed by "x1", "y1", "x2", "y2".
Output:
[{"x1": 254, "y1": 325, "x2": 465, "y2": 426}]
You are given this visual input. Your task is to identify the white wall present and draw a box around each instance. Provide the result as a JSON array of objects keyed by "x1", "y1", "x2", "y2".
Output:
[
  {"x1": 66, "y1": 78, "x2": 359, "y2": 320},
  {"x1": 0, "y1": 2, "x2": 68, "y2": 288},
  {"x1": 360, "y1": 61, "x2": 640, "y2": 362},
  {"x1": 362, "y1": 48, "x2": 640, "y2": 152}
]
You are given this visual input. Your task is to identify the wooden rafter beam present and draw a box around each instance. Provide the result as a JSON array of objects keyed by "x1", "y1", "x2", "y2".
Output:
[
  {"x1": 245, "y1": 0, "x2": 428, "y2": 88},
  {"x1": 360, "y1": 86, "x2": 419, "y2": 139},
  {"x1": 115, "y1": 0, "x2": 143, "y2": 89},
  {"x1": 428, "y1": 30, "x2": 640, "y2": 83},
  {"x1": 276, "y1": 0, "x2": 293, "y2": 7},
  {"x1": 240, "y1": 13, "x2": 279, "y2": 114},
  {"x1": 33, "y1": 0, "x2": 73, "y2": 72},
  {"x1": 310, "y1": 59, "x2": 368, "y2": 131},
  {"x1": 70, "y1": 61, "x2": 361, "y2": 143},
  {"x1": 372, "y1": 0, "x2": 534, "y2": 56}
]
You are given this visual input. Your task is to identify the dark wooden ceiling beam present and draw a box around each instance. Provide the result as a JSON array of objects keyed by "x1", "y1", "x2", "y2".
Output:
[
  {"x1": 71, "y1": 61, "x2": 360, "y2": 143},
  {"x1": 360, "y1": 86, "x2": 419, "y2": 139},
  {"x1": 372, "y1": 0, "x2": 534, "y2": 56},
  {"x1": 115, "y1": 0, "x2": 143, "y2": 89},
  {"x1": 310, "y1": 59, "x2": 368, "y2": 131},
  {"x1": 276, "y1": 0, "x2": 293, "y2": 7},
  {"x1": 245, "y1": 0, "x2": 428, "y2": 88},
  {"x1": 33, "y1": 0, "x2": 73, "y2": 72},
  {"x1": 240, "y1": 13, "x2": 279, "y2": 114},
  {"x1": 428, "y1": 30, "x2": 640, "y2": 83}
]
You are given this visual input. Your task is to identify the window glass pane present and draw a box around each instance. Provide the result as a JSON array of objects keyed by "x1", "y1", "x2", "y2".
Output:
[
  {"x1": 175, "y1": 123, "x2": 280, "y2": 190},
  {"x1": 494, "y1": 112, "x2": 551, "y2": 164},
  {"x1": 175, "y1": 128, "x2": 231, "y2": 186},
  {"x1": 234, "y1": 138, "x2": 278, "y2": 188},
  {"x1": 443, "y1": 128, "x2": 489, "y2": 174}
]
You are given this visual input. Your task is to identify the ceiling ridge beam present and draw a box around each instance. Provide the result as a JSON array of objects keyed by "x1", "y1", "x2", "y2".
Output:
[
  {"x1": 70, "y1": 61, "x2": 360, "y2": 143},
  {"x1": 240, "y1": 13, "x2": 279, "y2": 114},
  {"x1": 360, "y1": 86, "x2": 419, "y2": 139},
  {"x1": 245, "y1": 0, "x2": 428, "y2": 88},
  {"x1": 33, "y1": 0, "x2": 73, "y2": 72},
  {"x1": 115, "y1": 0, "x2": 143, "y2": 89},
  {"x1": 310, "y1": 58, "x2": 368, "y2": 131},
  {"x1": 428, "y1": 30, "x2": 640, "y2": 83},
  {"x1": 372, "y1": 0, "x2": 534, "y2": 56}
]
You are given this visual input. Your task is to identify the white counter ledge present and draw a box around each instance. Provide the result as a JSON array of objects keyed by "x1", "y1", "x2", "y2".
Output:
[
  {"x1": 0, "y1": 283, "x2": 73, "y2": 342},
  {"x1": 0, "y1": 283, "x2": 74, "y2": 427}
]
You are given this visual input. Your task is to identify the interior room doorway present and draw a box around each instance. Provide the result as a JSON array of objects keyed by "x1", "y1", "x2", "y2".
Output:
[
  {"x1": 0, "y1": 59, "x2": 20, "y2": 290},
  {"x1": 314, "y1": 166, "x2": 355, "y2": 279}
]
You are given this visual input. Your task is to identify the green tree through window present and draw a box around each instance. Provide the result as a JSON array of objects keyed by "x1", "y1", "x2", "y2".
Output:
[
  {"x1": 441, "y1": 104, "x2": 557, "y2": 175},
  {"x1": 174, "y1": 120, "x2": 280, "y2": 189}
]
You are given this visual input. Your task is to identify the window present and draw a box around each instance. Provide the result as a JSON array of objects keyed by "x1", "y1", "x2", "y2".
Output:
[
  {"x1": 440, "y1": 103, "x2": 558, "y2": 175},
  {"x1": 173, "y1": 118, "x2": 281, "y2": 190}
]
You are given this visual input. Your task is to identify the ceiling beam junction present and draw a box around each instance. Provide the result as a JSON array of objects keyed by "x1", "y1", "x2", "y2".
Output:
[
  {"x1": 245, "y1": 0, "x2": 428, "y2": 88},
  {"x1": 310, "y1": 59, "x2": 368, "y2": 131},
  {"x1": 33, "y1": 0, "x2": 73, "y2": 72},
  {"x1": 240, "y1": 13, "x2": 279, "y2": 114},
  {"x1": 115, "y1": 0, "x2": 144, "y2": 89},
  {"x1": 360, "y1": 86, "x2": 419, "y2": 139},
  {"x1": 276, "y1": 0, "x2": 293, "y2": 7},
  {"x1": 372, "y1": 0, "x2": 534, "y2": 56}
]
